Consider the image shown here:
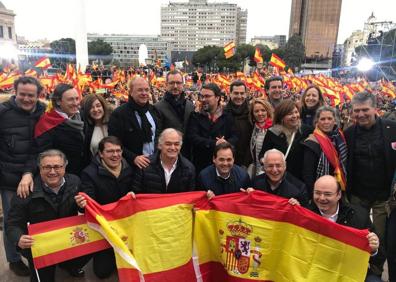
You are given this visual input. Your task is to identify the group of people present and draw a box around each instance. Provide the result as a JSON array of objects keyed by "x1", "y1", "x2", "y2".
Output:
[{"x1": 0, "y1": 71, "x2": 395, "y2": 282}]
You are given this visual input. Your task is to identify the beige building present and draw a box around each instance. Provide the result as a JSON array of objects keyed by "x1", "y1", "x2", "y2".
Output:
[
  {"x1": 342, "y1": 30, "x2": 364, "y2": 66},
  {"x1": 289, "y1": 0, "x2": 342, "y2": 59},
  {"x1": 161, "y1": 0, "x2": 247, "y2": 51},
  {"x1": 0, "y1": 1, "x2": 17, "y2": 64}
]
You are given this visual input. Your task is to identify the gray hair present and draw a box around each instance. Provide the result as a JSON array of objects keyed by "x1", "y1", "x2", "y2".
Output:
[
  {"x1": 37, "y1": 149, "x2": 68, "y2": 167},
  {"x1": 158, "y1": 128, "x2": 183, "y2": 146},
  {"x1": 313, "y1": 105, "x2": 340, "y2": 126},
  {"x1": 261, "y1": 149, "x2": 286, "y2": 165},
  {"x1": 351, "y1": 91, "x2": 376, "y2": 108}
]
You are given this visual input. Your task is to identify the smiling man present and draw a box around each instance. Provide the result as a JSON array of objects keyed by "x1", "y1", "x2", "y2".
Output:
[
  {"x1": 197, "y1": 142, "x2": 250, "y2": 197},
  {"x1": 132, "y1": 128, "x2": 195, "y2": 193},
  {"x1": 344, "y1": 91, "x2": 396, "y2": 277},
  {"x1": 252, "y1": 149, "x2": 308, "y2": 207},
  {"x1": 0, "y1": 76, "x2": 46, "y2": 276},
  {"x1": 265, "y1": 76, "x2": 284, "y2": 108},
  {"x1": 108, "y1": 77, "x2": 161, "y2": 169}
]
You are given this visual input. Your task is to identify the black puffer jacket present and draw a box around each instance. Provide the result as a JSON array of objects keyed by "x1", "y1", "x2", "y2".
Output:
[
  {"x1": 6, "y1": 174, "x2": 80, "y2": 248},
  {"x1": 80, "y1": 155, "x2": 134, "y2": 205},
  {"x1": 132, "y1": 152, "x2": 195, "y2": 194},
  {"x1": 0, "y1": 97, "x2": 45, "y2": 191}
]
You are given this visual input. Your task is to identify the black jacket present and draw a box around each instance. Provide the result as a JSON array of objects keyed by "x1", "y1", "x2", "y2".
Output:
[
  {"x1": 0, "y1": 97, "x2": 45, "y2": 191},
  {"x1": 6, "y1": 174, "x2": 80, "y2": 249},
  {"x1": 80, "y1": 155, "x2": 134, "y2": 205},
  {"x1": 224, "y1": 101, "x2": 253, "y2": 167},
  {"x1": 132, "y1": 152, "x2": 195, "y2": 194},
  {"x1": 252, "y1": 172, "x2": 309, "y2": 207},
  {"x1": 154, "y1": 93, "x2": 194, "y2": 133},
  {"x1": 185, "y1": 110, "x2": 238, "y2": 173},
  {"x1": 35, "y1": 122, "x2": 86, "y2": 176},
  {"x1": 310, "y1": 201, "x2": 372, "y2": 229},
  {"x1": 258, "y1": 124, "x2": 313, "y2": 181},
  {"x1": 108, "y1": 100, "x2": 161, "y2": 166},
  {"x1": 197, "y1": 164, "x2": 251, "y2": 195},
  {"x1": 344, "y1": 118, "x2": 396, "y2": 198}
]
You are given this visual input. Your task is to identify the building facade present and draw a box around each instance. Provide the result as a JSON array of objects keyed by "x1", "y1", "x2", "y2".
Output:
[
  {"x1": 161, "y1": 0, "x2": 247, "y2": 51},
  {"x1": 342, "y1": 30, "x2": 364, "y2": 66},
  {"x1": 289, "y1": 0, "x2": 342, "y2": 59},
  {"x1": 250, "y1": 35, "x2": 287, "y2": 49},
  {"x1": 87, "y1": 34, "x2": 170, "y2": 67},
  {"x1": 0, "y1": 1, "x2": 17, "y2": 65}
]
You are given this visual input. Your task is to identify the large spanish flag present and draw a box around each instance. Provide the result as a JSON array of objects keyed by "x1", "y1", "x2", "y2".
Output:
[
  {"x1": 83, "y1": 192, "x2": 207, "y2": 282},
  {"x1": 194, "y1": 191, "x2": 371, "y2": 282},
  {"x1": 269, "y1": 53, "x2": 286, "y2": 70}
]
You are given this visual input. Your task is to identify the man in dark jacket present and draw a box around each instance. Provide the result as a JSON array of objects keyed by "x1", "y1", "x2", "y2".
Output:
[
  {"x1": 6, "y1": 150, "x2": 90, "y2": 281},
  {"x1": 198, "y1": 142, "x2": 250, "y2": 197},
  {"x1": 185, "y1": 83, "x2": 238, "y2": 173},
  {"x1": 77, "y1": 136, "x2": 134, "y2": 279},
  {"x1": 108, "y1": 77, "x2": 161, "y2": 169},
  {"x1": 224, "y1": 80, "x2": 252, "y2": 167},
  {"x1": 132, "y1": 128, "x2": 195, "y2": 193},
  {"x1": 154, "y1": 70, "x2": 194, "y2": 133},
  {"x1": 265, "y1": 76, "x2": 284, "y2": 108},
  {"x1": 252, "y1": 149, "x2": 308, "y2": 207},
  {"x1": 345, "y1": 91, "x2": 396, "y2": 276},
  {"x1": 0, "y1": 76, "x2": 45, "y2": 276},
  {"x1": 311, "y1": 175, "x2": 381, "y2": 282}
]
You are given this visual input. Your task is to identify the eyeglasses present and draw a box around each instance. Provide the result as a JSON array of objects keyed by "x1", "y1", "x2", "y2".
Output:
[
  {"x1": 103, "y1": 149, "x2": 122, "y2": 154},
  {"x1": 264, "y1": 164, "x2": 284, "y2": 169},
  {"x1": 313, "y1": 191, "x2": 338, "y2": 197},
  {"x1": 41, "y1": 165, "x2": 65, "y2": 172},
  {"x1": 199, "y1": 94, "x2": 215, "y2": 100}
]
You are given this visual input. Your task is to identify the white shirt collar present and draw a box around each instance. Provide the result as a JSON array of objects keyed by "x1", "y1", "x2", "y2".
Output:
[
  {"x1": 319, "y1": 203, "x2": 340, "y2": 223},
  {"x1": 216, "y1": 168, "x2": 230, "y2": 180}
]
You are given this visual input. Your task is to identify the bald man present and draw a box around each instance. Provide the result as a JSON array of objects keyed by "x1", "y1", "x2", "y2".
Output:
[
  {"x1": 108, "y1": 77, "x2": 161, "y2": 169},
  {"x1": 311, "y1": 175, "x2": 381, "y2": 282}
]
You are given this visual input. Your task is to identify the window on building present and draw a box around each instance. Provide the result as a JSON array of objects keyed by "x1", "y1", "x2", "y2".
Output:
[
  {"x1": 0, "y1": 26, "x2": 3, "y2": 38},
  {"x1": 8, "y1": 26, "x2": 12, "y2": 39}
]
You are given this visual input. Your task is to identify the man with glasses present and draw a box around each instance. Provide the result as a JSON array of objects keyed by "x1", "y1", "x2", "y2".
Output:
[
  {"x1": 6, "y1": 149, "x2": 90, "y2": 281},
  {"x1": 185, "y1": 83, "x2": 238, "y2": 174},
  {"x1": 154, "y1": 70, "x2": 194, "y2": 133},
  {"x1": 224, "y1": 80, "x2": 253, "y2": 167},
  {"x1": 250, "y1": 149, "x2": 308, "y2": 207},
  {"x1": 0, "y1": 76, "x2": 46, "y2": 276},
  {"x1": 311, "y1": 175, "x2": 381, "y2": 282},
  {"x1": 76, "y1": 136, "x2": 134, "y2": 279}
]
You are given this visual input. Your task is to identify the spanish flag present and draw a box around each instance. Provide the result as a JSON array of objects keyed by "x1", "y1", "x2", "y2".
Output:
[
  {"x1": 0, "y1": 71, "x2": 21, "y2": 89},
  {"x1": 25, "y1": 69, "x2": 38, "y2": 77},
  {"x1": 254, "y1": 47, "x2": 263, "y2": 63},
  {"x1": 224, "y1": 41, "x2": 236, "y2": 59},
  {"x1": 34, "y1": 57, "x2": 52, "y2": 69},
  {"x1": 194, "y1": 191, "x2": 371, "y2": 282},
  {"x1": 34, "y1": 109, "x2": 66, "y2": 138},
  {"x1": 269, "y1": 53, "x2": 286, "y2": 70}
]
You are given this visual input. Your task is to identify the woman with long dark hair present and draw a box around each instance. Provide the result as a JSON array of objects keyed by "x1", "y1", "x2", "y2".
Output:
[{"x1": 300, "y1": 85, "x2": 325, "y2": 127}]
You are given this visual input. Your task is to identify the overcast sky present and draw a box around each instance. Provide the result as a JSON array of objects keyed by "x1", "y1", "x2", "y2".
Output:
[{"x1": 2, "y1": 0, "x2": 395, "y2": 44}]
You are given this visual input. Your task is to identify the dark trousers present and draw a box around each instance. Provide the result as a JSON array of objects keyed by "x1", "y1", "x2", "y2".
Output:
[
  {"x1": 23, "y1": 250, "x2": 91, "y2": 282},
  {"x1": 388, "y1": 209, "x2": 396, "y2": 282},
  {"x1": 93, "y1": 248, "x2": 116, "y2": 279}
]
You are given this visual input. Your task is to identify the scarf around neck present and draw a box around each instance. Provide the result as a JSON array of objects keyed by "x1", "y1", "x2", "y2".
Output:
[{"x1": 129, "y1": 98, "x2": 152, "y2": 143}]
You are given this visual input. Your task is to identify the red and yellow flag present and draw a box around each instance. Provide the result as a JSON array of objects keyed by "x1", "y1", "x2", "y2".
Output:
[
  {"x1": 34, "y1": 57, "x2": 52, "y2": 69},
  {"x1": 224, "y1": 41, "x2": 236, "y2": 59},
  {"x1": 254, "y1": 47, "x2": 263, "y2": 63},
  {"x1": 269, "y1": 53, "x2": 286, "y2": 70}
]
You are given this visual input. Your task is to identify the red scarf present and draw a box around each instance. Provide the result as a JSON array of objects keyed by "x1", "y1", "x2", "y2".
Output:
[
  {"x1": 255, "y1": 119, "x2": 272, "y2": 130},
  {"x1": 313, "y1": 128, "x2": 347, "y2": 191},
  {"x1": 34, "y1": 110, "x2": 66, "y2": 138}
]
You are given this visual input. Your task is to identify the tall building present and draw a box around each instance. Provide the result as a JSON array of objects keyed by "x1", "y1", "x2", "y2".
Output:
[
  {"x1": 0, "y1": 1, "x2": 17, "y2": 65},
  {"x1": 289, "y1": 0, "x2": 342, "y2": 59},
  {"x1": 87, "y1": 34, "x2": 170, "y2": 67},
  {"x1": 161, "y1": 0, "x2": 247, "y2": 51},
  {"x1": 250, "y1": 35, "x2": 287, "y2": 49},
  {"x1": 342, "y1": 30, "x2": 364, "y2": 66}
]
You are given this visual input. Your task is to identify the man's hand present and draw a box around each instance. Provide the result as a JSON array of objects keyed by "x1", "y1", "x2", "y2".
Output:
[
  {"x1": 215, "y1": 136, "x2": 227, "y2": 146},
  {"x1": 288, "y1": 198, "x2": 300, "y2": 206},
  {"x1": 134, "y1": 155, "x2": 150, "y2": 169},
  {"x1": 367, "y1": 232, "x2": 379, "y2": 253},
  {"x1": 207, "y1": 190, "x2": 215, "y2": 200},
  {"x1": 128, "y1": 191, "x2": 136, "y2": 199},
  {"x1": 240, "y1": 188, "x2": 255, "y2": 194},
  {"x1": 18, "y1": 235, "x2": 34, "y2": 249},
  {"x1": 17, "y1": 173, "x2": 34, "y2": 199},
  {"x1": 75, "y1": 195, "x2": 87, "y2": 208}
]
